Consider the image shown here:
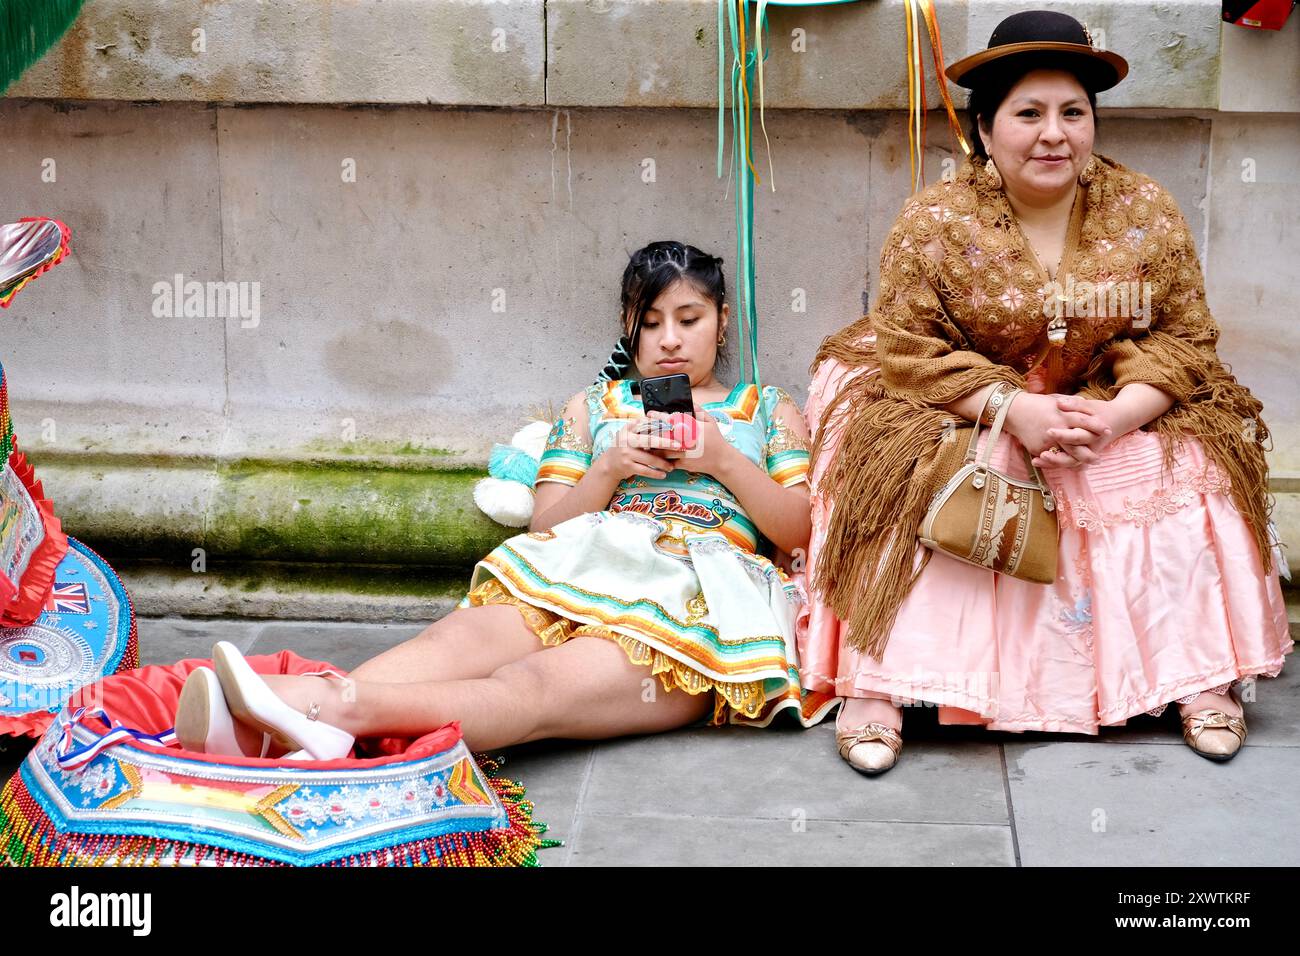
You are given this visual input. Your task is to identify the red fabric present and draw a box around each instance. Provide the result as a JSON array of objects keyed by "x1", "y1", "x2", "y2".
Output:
[
  {"x1": 1, "y1": 441, "x2": 69, "y2": 626},
  {"x1": 77, "y1": 650, "x2": 464, "y2": 767},
  {"x1": 0, "y1": 707, "x2": 57, "y2": 739}
]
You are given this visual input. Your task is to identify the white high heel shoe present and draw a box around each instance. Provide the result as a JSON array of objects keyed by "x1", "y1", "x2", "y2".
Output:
[
  {"x1": 175, "y1": 666, "x2": 273, "y2": 758},
  {"x1": 210, "y1": 641, "x2": 355, "y2": 761}
]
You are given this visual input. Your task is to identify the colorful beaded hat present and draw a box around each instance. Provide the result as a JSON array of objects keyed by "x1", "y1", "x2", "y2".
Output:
[{"x1": 0, "y1": 652, "x2": 556, "y2": 866}]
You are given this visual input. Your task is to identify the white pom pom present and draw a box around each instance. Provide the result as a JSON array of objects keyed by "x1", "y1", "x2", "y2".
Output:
[
  {"x1": 473, "y1": 476, "x2": 535, "y2": 527},
  {"x1": 511, "y1": 420, "x2": 552, "y2": 461}
]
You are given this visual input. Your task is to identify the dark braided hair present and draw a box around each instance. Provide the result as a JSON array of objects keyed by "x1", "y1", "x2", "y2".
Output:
[{"x1": 595, "y1": 241, "x2": 728, "y2": 386}]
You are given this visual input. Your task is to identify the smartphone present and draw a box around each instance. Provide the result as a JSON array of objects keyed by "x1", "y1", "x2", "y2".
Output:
[
  {"x1": 635, "y1": 373, "x2": 700, "y2": 448},
  {"x1": 639, "y1": 372, "x2": 693, "y2": 417}
]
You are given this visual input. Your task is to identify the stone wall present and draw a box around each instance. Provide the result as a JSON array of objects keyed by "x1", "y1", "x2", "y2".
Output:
[{"x1": 3, "y1": 0, "x2": 1297, "y2": 588}]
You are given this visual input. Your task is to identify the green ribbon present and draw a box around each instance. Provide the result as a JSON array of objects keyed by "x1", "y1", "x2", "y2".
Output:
[{"x1": 717, "y1": 0, "x2": 863, "y2": 388}]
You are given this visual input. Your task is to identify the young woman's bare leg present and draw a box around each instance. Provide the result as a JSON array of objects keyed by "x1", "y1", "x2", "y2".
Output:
[
  {"x1": 226, "y1": 604, "x2": 544, "y2": 757},
  {"x1": 347, "y1": 604, "x2": 544, "y2": 684},
  {"x1": 262, "y1": 636, "x2": 713, "y2": 751}
]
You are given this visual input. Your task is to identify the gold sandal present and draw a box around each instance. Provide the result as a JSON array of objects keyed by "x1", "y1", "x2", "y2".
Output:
[
  {"x1": 1181, "y1": 709, "x2": 1247, "y2": 762},
  {"x1": 836, "y1": 722, "x2": 903, "y2": 775}
]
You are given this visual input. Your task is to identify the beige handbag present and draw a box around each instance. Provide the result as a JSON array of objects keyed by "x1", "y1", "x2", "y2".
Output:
[{"x1": 918, "y1": 388, "x2": 1059, "y2": 584}]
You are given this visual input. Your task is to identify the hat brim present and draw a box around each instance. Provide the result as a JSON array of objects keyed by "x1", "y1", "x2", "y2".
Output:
[{"x1": 946, "y1": 41, "x2": 1128, "y2": 91}]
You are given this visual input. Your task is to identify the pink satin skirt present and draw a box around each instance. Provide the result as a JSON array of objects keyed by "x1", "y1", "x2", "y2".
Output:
[{"x1": 795, "y1": 356, "x2": 1294, "y2": 733}]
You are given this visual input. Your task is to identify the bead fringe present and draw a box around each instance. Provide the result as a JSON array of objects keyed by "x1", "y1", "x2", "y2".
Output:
[{"x1": 0, "y1": 755, "x2": 558, "y2": 868}]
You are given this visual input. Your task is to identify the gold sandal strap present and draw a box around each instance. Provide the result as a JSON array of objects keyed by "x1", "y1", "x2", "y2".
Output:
[{"x1": 1181, "y1": 709, "x2": 1247, "y2": 745}]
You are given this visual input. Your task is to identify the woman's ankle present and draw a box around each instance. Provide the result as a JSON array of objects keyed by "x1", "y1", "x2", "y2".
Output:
[
  {"x1": 262, "y1": 673, "x2": 360, "y2": 734},
  {"x1": 1177, "y1": 689, "x2": 1241, "y2": 719},
  {"x1": 838, "y1": 695, "x2": 903, "y2": 732}
]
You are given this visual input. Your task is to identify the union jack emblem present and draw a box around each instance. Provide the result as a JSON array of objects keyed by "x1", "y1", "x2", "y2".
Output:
[{"x1": 45, "y1": 582, "x2": 89, "y2": 614}]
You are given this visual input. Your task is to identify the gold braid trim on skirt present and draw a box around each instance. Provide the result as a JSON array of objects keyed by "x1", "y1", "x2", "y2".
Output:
[{"x1": 463, "y1": 576, "x2": 767, "y2": 724}]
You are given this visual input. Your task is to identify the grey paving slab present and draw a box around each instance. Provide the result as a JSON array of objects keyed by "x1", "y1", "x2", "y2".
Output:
[
  {"x1": 1005, "y1": 742, "x2": 1300, "y2": 866},
  {"x1": 496, "y1": 740, "x2": 594, "y2": 865},
  {"x1": 137, "y1": 617, "x2": 265, "y2": 667},
  {"x1": 247, "y1": 621, "x2": 425, "y2": 670},
  {"x1": 569, "y1": 814, "x2": 1015, "y2": 867},
  {"x1": 582, "y1": 723, "x2": 1009, "y2": 826}
]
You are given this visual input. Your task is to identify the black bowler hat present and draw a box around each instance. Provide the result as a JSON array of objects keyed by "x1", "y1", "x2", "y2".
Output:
[{"x1": 946, "y1": 10, "x2": 1129, "y2": 91}]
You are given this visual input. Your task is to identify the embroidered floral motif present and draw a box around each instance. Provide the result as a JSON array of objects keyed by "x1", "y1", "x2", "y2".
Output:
[
  {"x1": 764, "y1": 413, "x2": 812, "y2": 457},
  {"x1": 543, "y1": 415, "x2": 592, "y2": 454},
  {"x1": 762, "y1": 388, "x2": 810, "y2": 450},
  {"x1": 1059, "y1": 590, "x2": 1093, "y2": 642},
  {"x1": 1061, "y1": 465, "x2": 1231, "y2": 531},
  {"x1": 281, "y1": 773, "x2": 455, "y2": 830},
  {"x1": 33, "y1": 736, "x2": 123, "y2": 807},
  {"x1": 75, "y1": 761, "x2": 117, "y2": 800},
  {"x1": 869, "y1": 154, "x2": 1218, "y2": 391}
]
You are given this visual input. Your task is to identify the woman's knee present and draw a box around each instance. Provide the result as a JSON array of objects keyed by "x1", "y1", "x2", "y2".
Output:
[
  {"x1": 485, "y1": 639, "x2": 713, "y2": 742},
  {"x1": 350, "y1": 605, "x2": 538, "y2": 682},
  {"x1": 487, "y1": 653, "x2": 549, "y2": 701},
  {"x1": 483, "y1": 655, "x2": 552, "y2": 738}
]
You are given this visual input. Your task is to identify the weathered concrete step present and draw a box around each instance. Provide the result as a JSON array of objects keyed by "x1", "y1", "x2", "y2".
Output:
[
  {"x1": 35, "y1": 455, "x2": 511, "y2": 567},
  {"x1": 113, "y1": 559, "x2": 473, "y2": 623}
]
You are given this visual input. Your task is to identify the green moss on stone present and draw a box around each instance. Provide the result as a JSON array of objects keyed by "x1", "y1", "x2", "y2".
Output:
[
  {"x1": 205, "y1": 461, "x2": 512, "y2": 565},
  {"x1": 298, "y1": 437, "x2": 457, "y2": 457}
]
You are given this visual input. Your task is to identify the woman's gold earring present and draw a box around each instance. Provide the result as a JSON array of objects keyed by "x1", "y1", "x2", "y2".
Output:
[
  {"x1": 1078, "y1": 154, "x2": 1099, "y2": 186},
  {"x1": 983, "y1": 158, "x2": 1002, "y2": 189}
]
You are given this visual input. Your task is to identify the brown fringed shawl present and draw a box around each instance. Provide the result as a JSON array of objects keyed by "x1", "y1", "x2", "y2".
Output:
[{"x1": 809, "y1": 154, "x2": 1275, "y2": 661}]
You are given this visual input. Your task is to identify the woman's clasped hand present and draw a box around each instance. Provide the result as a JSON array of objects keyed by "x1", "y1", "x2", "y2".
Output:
[{"x1": 1008, "y1": 391, "x2": 1118, "y2": 469}]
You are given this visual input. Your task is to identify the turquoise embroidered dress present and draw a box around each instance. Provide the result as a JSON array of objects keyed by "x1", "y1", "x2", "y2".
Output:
[{"x1": 457, "y1": 379, "x2": 836, "y2": 727}]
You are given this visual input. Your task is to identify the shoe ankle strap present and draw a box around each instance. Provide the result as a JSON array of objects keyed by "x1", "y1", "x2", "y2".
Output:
[{"x1": 300, "y1": 669, "x2": 353, "y2": 722}]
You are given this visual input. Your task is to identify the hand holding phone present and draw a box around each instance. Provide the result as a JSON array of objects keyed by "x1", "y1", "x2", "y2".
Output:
[
  {"x1": 633, "y1": 413, "x2": 698, "y2": 446},
  {"x1": 639, "y1": 372, "x2": 699, "y2": 450}
]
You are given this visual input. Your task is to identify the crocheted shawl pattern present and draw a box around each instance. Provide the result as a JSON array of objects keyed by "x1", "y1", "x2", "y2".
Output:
[{"x1": 808, "y1": 153, "x2": 1274, "y2": 659}]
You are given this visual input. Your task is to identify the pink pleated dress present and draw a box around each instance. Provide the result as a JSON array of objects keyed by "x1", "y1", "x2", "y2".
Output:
[{"x1": 795, "y1": 349, "x2": 1293, "y2": 733}]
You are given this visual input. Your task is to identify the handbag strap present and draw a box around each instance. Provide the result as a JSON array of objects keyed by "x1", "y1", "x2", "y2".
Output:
[{"x1": 965, "y1": 387, "x2": 1055, "y2": 501}]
